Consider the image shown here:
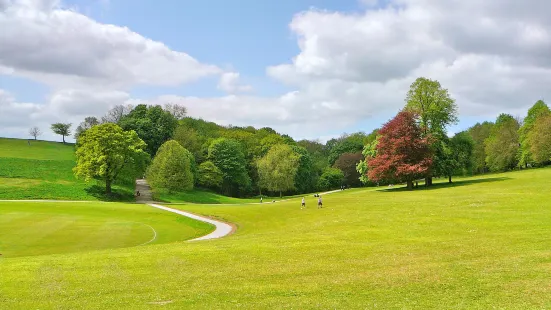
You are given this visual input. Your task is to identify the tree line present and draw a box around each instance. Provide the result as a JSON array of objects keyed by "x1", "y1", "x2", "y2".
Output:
[{"x1": 357, "y1": 77, "x2": 551, "y2": 190}]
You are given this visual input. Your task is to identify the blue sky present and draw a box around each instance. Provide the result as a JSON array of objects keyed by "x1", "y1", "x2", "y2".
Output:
[{"x1": 1, "y1": 0, "x2": 549, "y2": 142}]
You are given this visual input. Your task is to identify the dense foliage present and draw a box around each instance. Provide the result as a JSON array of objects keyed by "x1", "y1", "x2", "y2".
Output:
[{"x1": 147, "y1": 140, "x2": 194, "y2": 192}]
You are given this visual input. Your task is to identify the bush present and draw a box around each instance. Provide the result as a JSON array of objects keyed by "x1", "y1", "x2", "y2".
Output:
[{"x1": 317, "y1": 167, "x2": 344, "y2": 191}]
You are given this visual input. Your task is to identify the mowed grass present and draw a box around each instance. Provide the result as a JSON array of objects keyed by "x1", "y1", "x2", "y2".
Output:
[
  {"x1": 2, "y1": 168, "x2": 551, "y2": 308},
  {"x1": 158, "y1": 188, "x2": 306, "y2": 204},
  {"x1": 0, "y1": 201, "x2": 214, "y2": 258},
  {"x1": 0, "y1": 137, "x2": 134, "y2": 201}
]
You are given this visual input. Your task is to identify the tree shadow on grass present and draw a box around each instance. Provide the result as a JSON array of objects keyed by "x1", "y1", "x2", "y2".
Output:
[
  {"x1": 85, "y1": 185, "x2": 135, "y2": 202},
  {"x1": 379, "y1": 177, "x2": 511, "y2": 193}
]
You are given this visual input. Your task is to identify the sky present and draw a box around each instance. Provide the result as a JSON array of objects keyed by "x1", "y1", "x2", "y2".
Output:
[{"x1": 1, "y1": 0, "x2": 551, "y2": 143}]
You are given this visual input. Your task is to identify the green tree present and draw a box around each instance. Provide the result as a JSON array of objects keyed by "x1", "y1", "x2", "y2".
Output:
[
  {"x1": 208, "y1": 138, "x2": 251, "y2": 196},
  {"x1": 73, "y1": 123, "x2": 149, "y2": 194},
  {"x1": 146, "y1": 140, "x2": 194, "y2": 192},
  {"x1": 327, "y1": 133, "x2": 366, "y2": 165},
  {"x1": 357, "y1": 137, "x2": 378, "y2": 185},
  {"x1": 450, "y1": 131, "x2": 474, "y2": 177},
  {"x1": 174, "y1": 126, "x2": 203, "y2": 163},
  {"x1": 468, "y1": 122, "x2": 494, "y2": 174},
  {"x1": 317, "y1": 167, "x2": 344, "y2": 191},
  {"x1": 527, "y1": 114, "x2": 551, "y2": 164},
  {"x1": 197, "y1": 161, "x2": 224, "y2": 189},
  {"x1": 119, "y1": 104, "x2": 178, "y2": 156},
  {"x1": 519, "y1": 100, "x2": 551, "y2": 167},
  {"x1": 51, "y1": 123, "x2": 72, "y2": 144},
  {"x1": 333, "y1": 152, "x2": 364, "y2": 187},
  {"x1": 257, "y1": 144, "x2": 300, "y2": 197},
  {"x1": 291, "y1": 145, "x2": 317, "y2": 194},
  {"x1": 485, "y1": 114, "x2": 520, "y2": 172},
  {"x1": 405, "y1": 77, "x2": 458, "y2": 185}
]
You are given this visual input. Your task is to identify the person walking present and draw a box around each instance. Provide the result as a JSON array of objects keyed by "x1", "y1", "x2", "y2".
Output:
[
  {"x1": 317, "y1": 196, "x2": 323, "y2": 209},
  {"x1": 260, "y1": 196, "x2": 263, "y2": 203},
  {"x1": 301, "y1": 197, "x2": 306, "y2": 209}
]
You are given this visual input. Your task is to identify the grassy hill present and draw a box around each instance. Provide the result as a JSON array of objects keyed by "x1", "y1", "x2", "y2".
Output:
[
  {"x1": 0, "y1": 138, "x2": 134, "y2": 201},
  {"x1": 3, "y1": 168, "x2": 551, "y2": 308}
]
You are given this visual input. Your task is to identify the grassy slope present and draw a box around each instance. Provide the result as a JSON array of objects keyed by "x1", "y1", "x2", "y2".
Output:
[
  {"x1": 3, "y1": 169, "x2": 551, "y2": 308},
  {"x1": 0, "y1": 201, "x2": 214, "y2": 258},
  {"x1": 158, "y1": 188, "x2": 308, "y2": 204},
  {"x1": 0, "y1": 138, "x2": 134, "y2": 201}
]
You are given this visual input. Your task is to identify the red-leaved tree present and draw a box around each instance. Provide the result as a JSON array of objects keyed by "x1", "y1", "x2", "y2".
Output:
[{"x1": 367, "y1": 111, "x2": 432, "y2": 190}]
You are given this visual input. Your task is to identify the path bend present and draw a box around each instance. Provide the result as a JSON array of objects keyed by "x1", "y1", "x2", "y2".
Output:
[{"x1": 148, "y1": 203, "x2": 234, "y2": 241}]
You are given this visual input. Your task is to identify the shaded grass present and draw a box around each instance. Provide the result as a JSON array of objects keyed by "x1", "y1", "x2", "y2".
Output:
[
  {"x1": 3, "y1": 169, "x2": 551, "y2": 308},
  {"x1": 0, "y1": 201, "x2": 214, "y2": 258}
]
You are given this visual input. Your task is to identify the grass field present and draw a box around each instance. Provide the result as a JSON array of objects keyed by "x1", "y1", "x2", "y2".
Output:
[
  {"x1": 0, "y1": 138, "x2": 134, "y2": 201},
  {"x1": 3, "y1": 168, "x2": 551, "y2": 308},
  {"x1": 0, "y1": 201, "x2": 214, "y2": 258},
  {"x1": 157, "y1": 188, "x2": 307, "y2": 204}
]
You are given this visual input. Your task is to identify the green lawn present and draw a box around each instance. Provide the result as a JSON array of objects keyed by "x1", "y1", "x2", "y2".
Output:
[
  {"x1": 3, "y1": 168, "x2": 551, "y2": 308},
  {"x1": 0, "y1": 201, "x2": 214, "y2": 258},
  {"x1": 157, "y1": 187, "x2": 308, "y2": 204},
  {"x1": 0, "y1": 138, "x2": 134, "y2": 201}
]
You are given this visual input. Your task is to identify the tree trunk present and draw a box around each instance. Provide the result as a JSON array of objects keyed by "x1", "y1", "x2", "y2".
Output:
[
  {"x1": 425, "y1": 176, "x2": 433, "y2": 187},
  {"x1": 449, "y1": 175, "x2": 452, "y2": 183},
  {"x1": 106, "y1": 179, "x2": 112, "y2": 194},
  {"x1": 62, "y1": 135, "x2": 66, "y2": 144},
  {"x1": 407, "y1": 180, "x2": 413, "y2": 190},
  {"x1": 280, "y1": 191, "x2": 282, "y2": 198}
]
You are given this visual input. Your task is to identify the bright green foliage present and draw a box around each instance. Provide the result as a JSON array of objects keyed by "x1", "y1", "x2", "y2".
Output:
[
  {"x1": 468, "y1": 122, "x2": 494, "y2": 174},
  {"x1": 147, "y1": 140, "x2": 194, "y2": 193},
  {"x1": 208, "y1": 138, "x2": 251, "y2": 196},
  {"x1": 257, "y1": 144, "x2": 300, "y2": 196},
  {"x1": 73, "y1": 123, "x2": 149, "y2": 194},
  {"x1": 259, "y1": 133, "x2": 288, "y2": 156},
  {"x1": 297, "y1": 139, "x2": 329, "y2": 175},
  {"x1": 197, "y1": 161, "x2": 224, "y2": 190},
  {"x1": 519, "y1": 100, "x2": 551, "y2": 167},
  {"x1": 405, "y1": 77, "x2": 458, "y2": 136},
  {"x1": 527, "y1": 114, "x2": 551, "y2": 164},
  {"x1": 291, "y1": 145, "x2": 317, "y2": 194},
  {"x1": 317, "y1": 167, "x2": 344, "y2": 190},
  {"x1": 119, "y1": 104, "x2": 178, "y2": 156},
  {"x1": 485, "y1": 114, "x2": 520, "y2": 172},
  {"x1": 173, "y1": 126, "x2": 203, "y2": 163},
  {"x1": 357, "y1": 138, "x2": 378, "y2": 184},
  {"x1": 50, "y1": 123, "x2": 72, "y2": 143}
]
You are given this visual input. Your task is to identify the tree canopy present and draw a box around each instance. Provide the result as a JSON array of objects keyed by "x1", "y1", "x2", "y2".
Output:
[
  {"x1": 257, "y1": 144, "x2": 300, "y2": 196},
  {"x1": 147, "y1": 140, "x2": 194, "y2": 192},
  {"x1": 208, "y1": 138, "x2": 251, "y2": 196},
  {"x1": 485, "y1": 114, "x2": 520, "y2": 172},
  {"x1": 519, "y1": 100, "x2": 551, "y2": 167},
  {"x1": 51, "y1": 123, "x2": 72, "y2": 144},
  {"x1": 73, "y1": 123, "x2": 149, "y2": 194}
]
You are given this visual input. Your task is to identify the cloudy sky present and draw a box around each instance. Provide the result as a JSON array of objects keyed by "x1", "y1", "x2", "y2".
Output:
[{"x1": 1, "y1": 0, "x2": 551, "y2": 142}]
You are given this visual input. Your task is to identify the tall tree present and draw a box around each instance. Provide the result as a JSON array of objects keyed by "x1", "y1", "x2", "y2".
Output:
[
  {"x1": 450, "y1": 131, "x2": 474, "y2": 177},
  {"x1": 519, "y1": 100, "x2": 551, "y2": 167},
  {"x1": 333, "y1": 152, "x2": 364, "y2": 187},
  {"x1": 101, "y1": 104, "x2": 133, "y2": 124},
  {"x1": 197, "y1": 161, "x2": 224, "y2": 190},
  {"x1": 29, "y1": 127, "x2": 42, "y2": 140},
  {"x1": 367, "y1": 111, "x2": 432, "y2": 190},
  {"x1": 119, "y1": 104, "x2": 179, "y2": 156},
  {"x1": 208, "y1": 138, "x2": 251, "y2": 196},
  {"x1": 327, "y1": 133, "x2": 366, "y2": 165},
  {"x1": 405, "y1": 77, "x2": 458, "y2": 185},
  {"x1": 485, "y1": 114, "x2": 520, "y2": 172},
  {"x1": 164, "y1": 103, "x2": 188, "y2": 120},
  {"x1": 74, "y1": 116, "x2": 100, "y2": 139},
  {"x1": 468, "y1": 122, "x2": 494, "y2": 174},
  {"x1": 147, "y1": 140, "x2": 194, "y2": 192},
  {"x1": 527, "y1": 114, "x2": 551, "y2": 164},
  {"x1": 257, "y1": 144, "x2": 300, "y2": 197},
  {"x1": 51, "y1": 123, "x2": 72, "y2": 144},
  {"x1": 291, "y1": 145, "x2": 317, "y2": 194},
  {"x1": 73, "y1": 123, "x2": 149, "y2": 194}
]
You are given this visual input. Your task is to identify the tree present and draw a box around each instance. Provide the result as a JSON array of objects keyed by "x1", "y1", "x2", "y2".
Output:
[
  {"x1": 164, "y1": 103, "x2": 188, "y2": 120},
  {"x1": 527, "y1": 114, "x2": 551, "y2": 164},
  {"x1": 291, "y1": 145, "x2": 317, "y2": 194},
  {"x1": 327, "y1": 133, "x2": 366, "y2": 165},
  {"x1": 468, "y1": 122, "x2": 494, "y2": 174},
  {"x1": 174, "y1": 126, "x2": 203, "y2": 163},
  {"x1": 208, "y1": 138, "x2": 251, "y2": 196},
  {"x1": 73, "y1": 123, "x2": 149, "y2": 194},
  {"x1": 519, "y1": 100, "x2": 551, "y2": 167},
  {"x1": 485, "y1": 114, "x2": 520, "y2": 172},
  {"x1": 119, "y1": 104, "x2": 179, "y2": 156},
  {"x1": 333, "y1": 152, "x2": 364, "y2": 187},
  {"x1": 257, "y1": 144, "x2": 300, "y2": 197},
  {"x1": 367, "y1": 111, "x2": 432, "y2": 190},
  {"x1": 197, "y1": 161, "x2": 224, "y2": 190},
  {"x1": 317, "y1": 167, "x2": 344, "y2": 191},
  {"x1": 147, "y1": 140, "x2": 194, "y2": 192},
  {"x1": 29, "y1": 127, "x2": 42, "y2": 140},
  {"x1": 51, "y1": 123, "x2": 72, "y2": 143},
  {"x1": 74, "y1": 116, "x2": 100, "y2": 139},
  {"x1": 405, "y1": 77, "x2": 458, "y2": 185},
  {"x1": 450, "y1": 131, "x2": 474, "y2": 178},
  {"x1": 101, "y1": 104, "x2": 133, "y2": 124},
  {"x1": 357, "y1": 137, "x2": 378, "y2": 185}
]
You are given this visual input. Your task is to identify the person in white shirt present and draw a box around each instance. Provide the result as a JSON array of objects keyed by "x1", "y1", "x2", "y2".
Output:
[
  {"x1": 317, "y1": 196, "x2": 323, "y2": 209},
  {"x1": 301, "y1": 197, "x2": 306, "y2": 209}
]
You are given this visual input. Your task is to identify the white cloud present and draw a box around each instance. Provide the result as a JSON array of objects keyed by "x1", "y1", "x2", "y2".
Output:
[
  {"x1": 0, "y1": 0, "x2": 221, "y2": 89},
  {"x1": 217, "y1": 72, "x2": 253, "y2": 93},
  {"x1": 3, "y1": 0, "x2": 551, "y2": 142}
]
